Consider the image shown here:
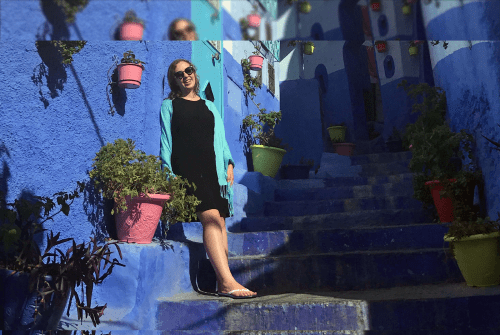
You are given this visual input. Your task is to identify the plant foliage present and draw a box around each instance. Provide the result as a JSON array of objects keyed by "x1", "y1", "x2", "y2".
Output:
[
  {"x1": 0, "y1": 183, "x2": 125, "y2": 327},
  {"x1": 88, "y1": 138, "x2": 201, "y2": 229},
  {"x1": 35, "y1": 41, "x2": 87, "y2": 65},
  {"x1": 120, "y1": 50, "x2": 146, "y2": 66},
  {"x1": 53, "y1": 0, "x2": 90, "y2": 23},
  {"x1": 122, "y1": 10, "x2": 144, "y2": 26}
]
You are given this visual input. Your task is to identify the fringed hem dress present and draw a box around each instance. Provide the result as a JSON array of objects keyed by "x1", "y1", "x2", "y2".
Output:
[{"x1": 170, "y1": 97, "x2": 230, "y2": 218}]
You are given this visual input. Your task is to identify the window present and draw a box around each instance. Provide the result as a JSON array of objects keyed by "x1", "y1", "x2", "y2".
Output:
[
  {"x1": 268, "y1": 62, "x2": 275, "y2": 95},
  {"x1": 207, "y1": 40, "x2": 221, "y2": 53},
  {"x1": 256, "y1": 69, "x2": 263, "y2": 87},
  {"x1": 266, "y1": 21, "x2": 272, "y2": 40}
]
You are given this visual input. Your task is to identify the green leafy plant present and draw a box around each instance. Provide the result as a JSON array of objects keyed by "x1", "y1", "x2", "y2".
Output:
[
  {"x1": 120, "y1": 50, "x2": 146, "y2": 66},
  {"x1": 88, "y1": 138, "x2": 201, "y2": 230},
  {"x1": 445, "y1": 214, "x2": 500, "y2": 255},
  {"x1": 35, "y1": 41, "x2": 87, "y2": 65},
  {"x1": 0, "y1": 183, "x2": 125, "y2": 327},
  {"x1": 241, "y1": 44, "x2": 292, "y2": 151},
  {"x1": 122, "y1": 10, "x2": 144, "y2": 27},
  {"x1": 399, "y1": 80, "x2": 482, "y2": 220},
  {"x1": 52, "y1": 0, "x2": 90, "y2": 23}
]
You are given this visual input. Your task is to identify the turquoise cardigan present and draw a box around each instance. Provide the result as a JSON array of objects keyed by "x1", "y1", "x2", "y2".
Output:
[{"x1": 160, "y1": 98, "x2": 235, "y2": 217}]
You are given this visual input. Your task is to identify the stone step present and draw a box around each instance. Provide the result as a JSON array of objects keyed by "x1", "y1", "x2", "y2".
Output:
[
  {"x1": 227, "y1": 224, "x2": 449, "y2": 257},
  {"x1": 233, "y1": 208, "x2": 436, "y2": 233},
  {"x1": 263, "y1": 195, "x2": 424, "y2": 217},
  {"x1": 155, "y1": 283, "x2": 500, "y2": 332},
  {"x1": 357, "y1": 160, "x2": 412, "y2": 177},
  {"x1": 349, "y1": 151, "x2": 413, "y2": 165},
  {"x1": 274, "y1": 180, "x2": 414, "y2": 202},
  {"x1": 212, "y1": 248, "x2": 463, "y2": 295}
]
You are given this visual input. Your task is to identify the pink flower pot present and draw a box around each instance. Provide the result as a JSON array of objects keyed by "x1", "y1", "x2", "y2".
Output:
[
  {"x1": 120, "y1": 22, "x2": 144, "y2": 41},
  {"x1": 248, "y1": 55, "x2": 264, "y2": 71},
  {"x1": 332, "y1": 143, "x2": 356, "y2": 156},
  {"x1": 117, "y1": 63, "x2": 145, "y2": 89},
  {"x1": 115, "y1": 193, "x2": 171, "y2": 244},
  {"x1": 247, "y1": 14, "x2": 261, "y2": 27}
]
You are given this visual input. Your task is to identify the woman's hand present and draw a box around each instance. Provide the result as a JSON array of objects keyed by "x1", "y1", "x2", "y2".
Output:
[{"x1": 227, "y1": 164, "x2": 234, "y2": 187}]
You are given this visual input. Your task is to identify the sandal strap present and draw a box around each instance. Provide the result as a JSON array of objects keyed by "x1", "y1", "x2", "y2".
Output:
[{"x1": 227, "y1": 289, "x2": 250, "y2": 294}]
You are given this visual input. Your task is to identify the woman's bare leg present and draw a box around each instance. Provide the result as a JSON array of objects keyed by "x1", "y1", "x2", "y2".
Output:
[{"x1": 197, "y1": 209, "x2": 256, "y2": 297}]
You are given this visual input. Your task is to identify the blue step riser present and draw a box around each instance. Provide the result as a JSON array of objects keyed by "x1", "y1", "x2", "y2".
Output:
[
  {"x1": 323, "y1": 174, "x2": 414, "y2": 187},
  {"x1": 274, "y1": 181, "x2": 415, "y2": 202},
  {"x1": 239, "y1": 209, "x2": 435, "y2": 232},
  {"x1": 357, "y1": 162, "x2": 412, "y2": 177},
  {"x1": 350, "y1": 152, "x2": 413, "y2": 165},
  {"x1": 222, "y1": 251, "x2": 463, "y2": 294},
  {"x1": 264, "y1": 197, "x2": 425, "y2": 217},
  {"x1": 228, "y1": 225, "x2": 450, "y2": 257},
  {"x1": 156, "y1": 301, "x2": 367, "y2": 331}
]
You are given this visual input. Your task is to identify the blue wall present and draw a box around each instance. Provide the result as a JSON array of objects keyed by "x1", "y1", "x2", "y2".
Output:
[{"x1": 0, "y1": 41, "x2": 190, "y2": 246}]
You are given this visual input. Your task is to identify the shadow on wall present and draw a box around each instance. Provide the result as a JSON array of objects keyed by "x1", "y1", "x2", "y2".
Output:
[
  {"x1": 38, "y1": 0, "x2": 70, "y2": 40},
  {"x1": 0, "y1": 143, "x2": 11, "y2": 210},
  {"x1": 239, "y1": 122, "x2": 255, "y2": 173},
  {"x1": 108, "y1": 66, "x2": 127, "y2": 116},
  {"x1": 32, "y1": 42, "x2": 67, "y2": 109},
  {"x1": 81, "y1": 181, "x2": 117, "y2": 243}
]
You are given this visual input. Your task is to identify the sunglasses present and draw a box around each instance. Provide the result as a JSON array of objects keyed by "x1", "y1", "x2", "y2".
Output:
[
  {"x1": 174, "y1": 66, "x2": 195, "y2": 79},
  {"x1": 173, "y1": 26, "x2": 195, "y2": 39}
]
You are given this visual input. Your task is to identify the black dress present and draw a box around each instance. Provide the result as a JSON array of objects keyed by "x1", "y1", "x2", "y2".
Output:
[{"x1": 170, "y1": 97, "x2": 230, "y2": 218}]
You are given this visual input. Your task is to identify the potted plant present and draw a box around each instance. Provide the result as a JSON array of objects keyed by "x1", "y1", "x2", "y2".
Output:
[
  {"x1": 409, "y1": 40, "x2": 424, "y2": 56},
  {"x1": 117, "y1": 50, "x2": 146, "y2": 89},
  {"x1": 303, "y1": 42, "x2": 315, "y2": 55},
  {"x1": 375, "y1": 40, "x2": 387, "y2": 53},
  {"x1": 88, "y1": 138, "x2": 201, "y2": 244},
  {"x1": 53, "y1": 0, "x2": 90, "y2": 23},
  {"x1": 444, "y1": 213, "x2": 500, "y2": 287},
  {"x1": 0, "y1": 184, "x2": 125, "y2": 330},
  {"x1": 327, "y1": 123, "x2": 355, "y2": 156},
  {"x1": 370, "y1": 0, "x2": 381, "y2": 11},
  {"x1": 281, "y1": 157, "x2": 314, "y2": 179},
  {"x1": 247, "y1": 4, "x2": 261, "y2": 27},
  {"x1": 402, "y1": 0, "x2": 412, "y2": 15},
  {"x1": 299, "y1": 1, "x2": 312, "y2": 13},
  {"x1": 247, "y1": 45, "x2": 265, "y2": 71},
  {"x1": 399, "y1": 80, "x2": 481, "y2": 223},
  {"x1": 386, "y1": 126, "x2": 404, "y2": 152},
  {"x1": 120, "y1": 10, "x2": 145, "y2": 41}
]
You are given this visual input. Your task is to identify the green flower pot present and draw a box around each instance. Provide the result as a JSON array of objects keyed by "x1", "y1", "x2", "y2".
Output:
[
  {"x1": 444, "y1": 231, "x2": 500, "y2": 287},
  {"x1": 300, "y1": 1, "x2": 311, "y2": 13},
  {"x1": 409, "y1": 46, "x2": 419, "y2": 56},
  {"x1": 250, "y1": 145, "x2": 287, "y2": 178},
  {"x1": 402, "y1": 4, "x2": 411, "y2": 15},
  {"x1": 304, "y1": 42, "x2": 314, "y2": 55},
  {"x1": 327, "y1": 126, "x2": 346, "y2": 143}
]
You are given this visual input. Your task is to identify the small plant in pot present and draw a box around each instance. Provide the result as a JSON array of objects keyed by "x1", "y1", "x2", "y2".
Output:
[
  {"x1": 246, "y1": 4, "x2": 261, "y2": 27},
  {"x1": 117, "y1": 50, "x2": 146, "y2": 89},
  {"x1": 247, "y1": 44, "x2": 265, "y2": 71},
  {"x1": 120, "y1": 10, "x2": 145, "y2": 40},
  {"x1": 0, "y1": 183, "x2": 125, "y2": 330},
  {"x1": 386, "y1": 126, "x2": 404, "y2": 152},
  {"x1": 281, "y1": 157, "x2": 314, "y2": 179},
  {"x1": 299, "y1": 1, "x2": 312, "y2": 13},
  {"x1": 400, "y1": 80, "x2": 482, "y2": 223},
  {"x1": 370, "y1": 0, "x2": 381, "y2": 11},
  {"x1": 409, "y1": 40, "x2": 424, "y2": 56},
  {"x1": 444, "y1": 213, "x2": 500, "y2": 287},
  {"x1": 327, "y1": 122, "x2": 355, "y2": 156},
  {"x1": 88, "y1": 138, "x2": 201, "y2": 244}
]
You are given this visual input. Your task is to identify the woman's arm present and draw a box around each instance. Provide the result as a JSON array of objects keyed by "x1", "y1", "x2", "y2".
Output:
[{"x1": 160, "y1": 99, "x2": 177, "y2": 180}]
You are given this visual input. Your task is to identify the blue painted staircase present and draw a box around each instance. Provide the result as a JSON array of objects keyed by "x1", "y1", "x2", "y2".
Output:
[
  {"x1": 58, "y1": 150, "x2": 500, "y2": 334},
  {"x1": 155, "y1": 150, "x2": 500, "y2": 334}
]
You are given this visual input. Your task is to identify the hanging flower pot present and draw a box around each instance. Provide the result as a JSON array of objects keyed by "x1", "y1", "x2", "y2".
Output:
[
  {"x1": 299, "y1": 1, "x2": 312, "y2": 13},
  {"x1": 375, "y1": 41, "x2": 387, "y2": 52},
  {"x1": 115, "y1": 193, "x2": 172, "y2": 244},
  {"x1": 248, "y1": 54, "x2": 264, "y2": 71},
  {"x1": 304, "y1": 42, "x2": 315, "y2": 55},
  {"x1": 332, "y1": 143, "x2": 356, "y2": 156},
  {"x1": 117, "y1": 50, "x2": 146, "y2": 89},
  {"x1": 409, "y1": 46, "x2": 419, "y2": 56},
  {"x1": 370, "y1": 0, "x2": 381, "y2": 11},
  {"x1": 120, "y1": 22, "x2": 144, "y2": 40},
  {"x1": 120, "y1": 10, "x2": 145, "y2": 40},
  {"x1": 402, "y1": 4, "x2": 411, "y2": 15},
  {"x1": 247, "y1": 13, "x2": 261, "y2": 27}
]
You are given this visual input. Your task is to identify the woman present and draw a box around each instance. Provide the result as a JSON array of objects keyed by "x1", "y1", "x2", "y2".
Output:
[
  {"x1": 168, "y1": 18, "x2": 198, "y2": 41},
  {"x1": 160, "y1": 59, "x2": 257, "y2": 299}
]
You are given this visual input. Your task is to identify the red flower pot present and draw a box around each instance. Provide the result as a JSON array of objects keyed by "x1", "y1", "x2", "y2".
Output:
[
  {"x1": 247, "y1": 14, "x2": 261, "y2": 27},
  {"x1": 248, "y1": 55, "x2": 264, "y2": 71},
  {"x1": 425, "y1": 179, "x2": 457, "y2": 223},
  {"x1": 117, "y1": 63, "x2": 145, "y2": 89},
  {"x1": 332, "y1": 143, "x2": 356, "y2": 156},
  {"x1": 371, "y1": 2, "x2": 381, "y2": 11},
  {"x1": 120, "y1": 22, "x2": 144, "y2": 41},
  {"x1": 375, "y1": 41, "x2": 387, "y2": 52},
  {"x1": 115, "y1": 193, "x2": 171, "y2": 244}
]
